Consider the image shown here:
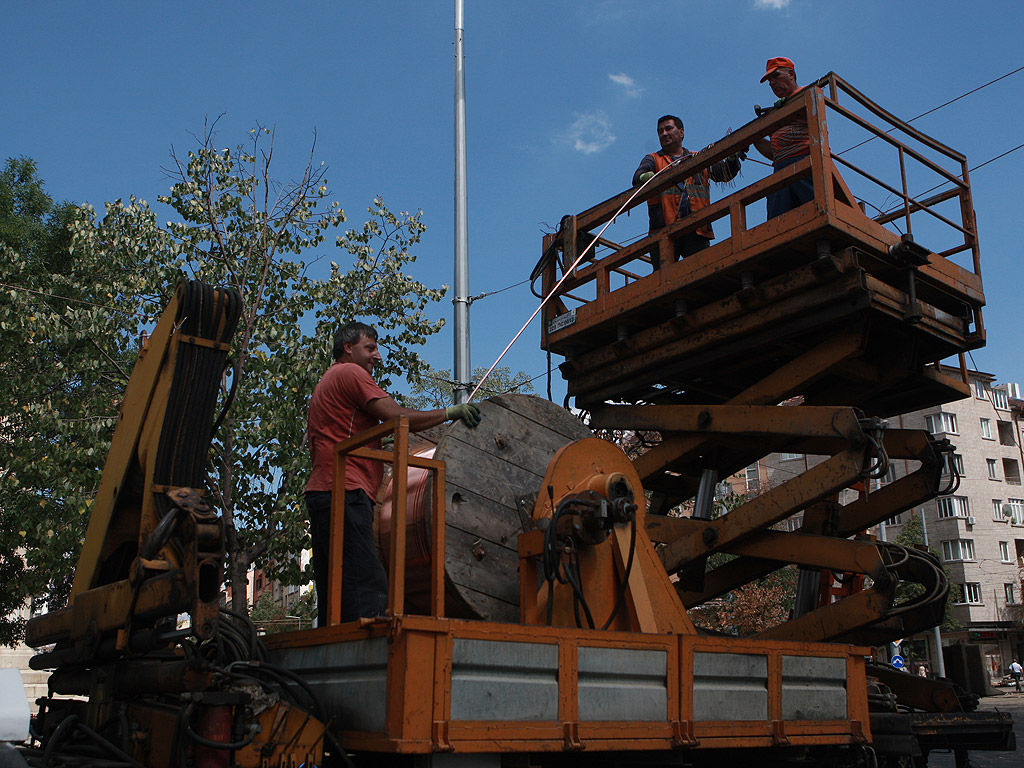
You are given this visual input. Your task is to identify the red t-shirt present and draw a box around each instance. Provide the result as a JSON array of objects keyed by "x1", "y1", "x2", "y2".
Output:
[{"x1": 305, "y1": 362, "x2": 390, "y2": 495}]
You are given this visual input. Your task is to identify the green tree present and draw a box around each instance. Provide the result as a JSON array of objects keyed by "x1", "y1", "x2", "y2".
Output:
[
  {"x1": 405, "y1": 363, "x2": 535, "y2": 409},
  {"x1": 892, "y1": 512, "x2": 961, "y2": 630},
  {"x1": 0, "y1": 126, "x2": 447, "y2": 643},
  {"x1": 0, "y1": 157, "x2": 82, "y2": 644},
  {"x1": 686, "y1": 491, "x2": 800, "y2": 636}
]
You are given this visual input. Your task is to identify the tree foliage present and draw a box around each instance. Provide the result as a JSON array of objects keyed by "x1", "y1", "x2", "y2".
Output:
[
  {"x1": 405, "y1": 363, "x2": 535, "y2": 410},
  {"x1": 685, "y1": 489, "x2": 799, "y2": 636},
  {"x1": 0, "y1": 127, "x2": 447, "y2": 643},
  {"x1": 891, "y1": 512, "x2": 961, "y2": 631},
  {"x1": 0, "y1": 157, "x2": 82, "y2": 644}
]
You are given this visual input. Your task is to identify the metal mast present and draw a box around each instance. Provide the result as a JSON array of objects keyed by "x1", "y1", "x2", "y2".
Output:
[{"x1": 453, "y1": 0, "x2": 471, "y2": 403}]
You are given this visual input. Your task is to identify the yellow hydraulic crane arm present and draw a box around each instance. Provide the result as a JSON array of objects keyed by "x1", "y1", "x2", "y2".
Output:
[{"x1": 26, "y1": 280, "x2": 242, "y2": 652}]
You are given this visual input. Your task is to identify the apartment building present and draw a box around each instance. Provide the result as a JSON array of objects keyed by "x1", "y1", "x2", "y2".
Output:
[{"x1": 747, "y1": 368, "x2": 1024, "y2": 678}]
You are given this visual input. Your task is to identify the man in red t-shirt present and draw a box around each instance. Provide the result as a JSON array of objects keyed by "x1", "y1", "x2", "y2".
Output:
[
  {"x1": 305, "y1": 322, "x2": 481, "y2": 625},
  {"x1": 753, "y1": 57, "x2": 814, "y2": 219}
]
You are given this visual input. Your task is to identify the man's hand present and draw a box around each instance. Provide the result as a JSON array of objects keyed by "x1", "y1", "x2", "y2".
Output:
[
  {"x1": 446, "y1": 403, "x2": 482, "y2": 428},
  {"x1": 637, "y1": 171, "x2": 655, "y2": 184}
]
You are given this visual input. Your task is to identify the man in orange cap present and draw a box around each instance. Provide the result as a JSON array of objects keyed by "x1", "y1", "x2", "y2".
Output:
[{"x1": 753, "y1": 57, "x2": 814, "y2": 218}]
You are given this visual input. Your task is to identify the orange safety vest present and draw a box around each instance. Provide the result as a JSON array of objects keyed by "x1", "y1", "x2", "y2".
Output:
[{"x1": 645, "y1": 151, "x2": 713, "y2": 239}]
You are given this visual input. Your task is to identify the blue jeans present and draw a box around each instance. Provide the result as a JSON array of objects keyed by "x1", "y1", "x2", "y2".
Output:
[
  {"x1": 306, "y1": 489, "x2": 389, "y2": 626},
  {"x1": 767, "y1": 154, "x2": 815, "y2": 219}
]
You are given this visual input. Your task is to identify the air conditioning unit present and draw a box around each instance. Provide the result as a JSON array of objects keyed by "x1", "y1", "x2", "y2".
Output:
[{"x1": 965, "y1": 516, "x2": 976, "y2": 526}]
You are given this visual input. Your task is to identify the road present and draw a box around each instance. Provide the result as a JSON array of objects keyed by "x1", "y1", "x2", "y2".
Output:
[{"x1": 926, "y1": 689, "x2": 1022, "y2": 768}]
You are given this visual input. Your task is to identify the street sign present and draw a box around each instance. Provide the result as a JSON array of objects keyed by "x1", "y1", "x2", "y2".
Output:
[
  {"x1": 891, "y1": 655, "x2": 905, "y2": 669},
  {"x1": 892, "y1": 639, "x2": 903, "y2": 648}
]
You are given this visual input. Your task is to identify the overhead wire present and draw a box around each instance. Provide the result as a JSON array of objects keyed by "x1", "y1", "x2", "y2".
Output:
[
  {"x1": 468, "y1": 161, "x2": 681, "y2": 400},
  {"x1": 837, "y1": 64, "x2": 1024, "y2": 157},
  {"x1": 472, "y1": 66, "x2": 1024, "y2": 402}
]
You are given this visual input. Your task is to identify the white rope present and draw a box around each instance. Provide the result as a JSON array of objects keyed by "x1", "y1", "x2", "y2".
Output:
[{"x1": 469, "y1": 159, "x2": 681, "y2": 401}]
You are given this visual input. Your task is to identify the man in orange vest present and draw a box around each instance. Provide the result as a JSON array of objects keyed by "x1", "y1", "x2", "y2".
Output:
[{"x1": 633, "y1": 114, "x2": 743, "y2": 266}]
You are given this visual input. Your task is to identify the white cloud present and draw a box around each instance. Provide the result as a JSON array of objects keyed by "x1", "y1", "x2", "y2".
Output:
[
  {"x1": 561, "y1": 112, "x2": 616, "y2": 154},
  {"x1": 755, "y1": 0, "x2": 791, "y2": 9},
  {"x1": 609, "y1": 72, "x2": 644, "y2": 98}
]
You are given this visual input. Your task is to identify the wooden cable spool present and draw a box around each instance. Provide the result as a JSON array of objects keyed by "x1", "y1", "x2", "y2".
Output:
[{"x1": 378, "y1": 394, "x2": 592, "y2": 622}]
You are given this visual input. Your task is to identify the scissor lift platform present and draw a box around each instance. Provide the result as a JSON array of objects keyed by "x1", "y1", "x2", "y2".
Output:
[{"x1": 539, "y1": 74, "x2": 984, "y2": 416}]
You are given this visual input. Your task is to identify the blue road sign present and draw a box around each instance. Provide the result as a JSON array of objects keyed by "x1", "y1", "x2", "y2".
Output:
[{"x1": 891, "y1": 654, "x2": 905, "y2": 669}]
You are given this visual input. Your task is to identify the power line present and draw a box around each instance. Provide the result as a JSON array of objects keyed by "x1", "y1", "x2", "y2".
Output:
[
  {"x1": 880, "y1": 139, "x2": 1024, "y2": 217},
  {"x1": 838, "y1": 64, "x2": 1024, "y2": 156},
  {"x1": 468, "y1": 278, "x2": 530, "y2": 303}
]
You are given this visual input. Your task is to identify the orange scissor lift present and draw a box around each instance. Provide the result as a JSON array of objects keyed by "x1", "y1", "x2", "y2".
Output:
[{"x1": 265, "y1": 74, "x2": 1004, "y2": 766}]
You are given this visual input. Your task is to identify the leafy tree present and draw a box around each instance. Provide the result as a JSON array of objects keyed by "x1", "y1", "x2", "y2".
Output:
[
  {"x1": 405, "y1": 363, "x2": 535, "y2": 409},
  {"x1": 0, "y1": 125, "x2": 447, "y2": 643},
  {"x1": 892, "y1": 512, "x2": 961, "y2": 631},
  {"x1": 687, "y1": 489, "x2": 799, "y2": 636},
  {"x1": 0, "y1": 157, "x2": 81, "y2": 644}
]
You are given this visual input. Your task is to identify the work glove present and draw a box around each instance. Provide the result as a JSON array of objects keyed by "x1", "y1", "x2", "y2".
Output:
[
  {"x1": 637, "y1": 171, "x2": 655, "y2": 184},
  {"x1": 774, "y1": 97, "x2": 787, "y2": 108},
  {"x1": 446, "y1": 403, "x2": 482, "y2": 428}
]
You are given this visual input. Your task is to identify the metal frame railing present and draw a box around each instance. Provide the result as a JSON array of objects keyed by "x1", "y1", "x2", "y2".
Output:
[
  {"x1": 326, "y1": 417, "x2": 447, "y2": 625},
  {"x1": 538, "y1": 73, "x2": 982, "y2": 345}
]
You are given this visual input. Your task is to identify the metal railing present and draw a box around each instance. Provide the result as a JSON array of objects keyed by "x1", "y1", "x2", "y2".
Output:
[
  {"x1": 326, "y1": 417, "x2": 447, "y2": 625},
  {"x1": 538, "y1": 72, "x2": 982, "y2": 344}
]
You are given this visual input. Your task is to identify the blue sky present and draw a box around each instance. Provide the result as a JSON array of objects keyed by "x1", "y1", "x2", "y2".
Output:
[{"x1": 4, "y1": 1, "x2": 1022, "y2": 402}]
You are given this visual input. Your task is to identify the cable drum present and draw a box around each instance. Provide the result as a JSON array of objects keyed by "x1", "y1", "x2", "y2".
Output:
[{"x1": 378, "y1": 394, "x2": 592, "y2": 622}]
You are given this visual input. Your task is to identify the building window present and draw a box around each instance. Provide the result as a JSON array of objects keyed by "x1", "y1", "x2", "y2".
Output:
[
  {"x1": 988, "y1": 458, "x2": 1000, "y2": 480},
  {"x1": 958, "y1": 583, "x2": 983, "y2": 604},
  {"x1": 974, "y1": 379, "x2": 988, "y2": 399},
  {"x1": 1005, "y1": 583, "x2": 1018, "y2": 605},
  {"x1": 927, "y1": 413, "x2": 958, "y2": 435},
  {"x1": 942, "y1": 539, "x2": 976, "y2": 561},
  {"x1": 936, "y1": 496, "x2": 970, "y2": 518},
  {"x1": 1003, "y1": 458, "x2": 1021, "y2": 486},
  {"x1": 1008, "y1": 498, "x2": 1024, "y2": 525},
  {"x1": 744, "y1": 463, "x2": 759, "y2": 492},
  {"x1": 780, "y1": 452, "x2": 802, "y2": 461},
  {"x1": 942, "y1": 454, "x2": 965, "y2": 477},
  {"x1": 999, "y1": 541, "x2": 1012, "y2": 562},
  {"x1": 980, "y1": 418, "x2": 993, "y2": 440},
  {"x1": 885, "y1": 513, "x2": 903, "y2": 526},
  {"x1": 990, "y1": 388, "x2": 1009, "y2": 410},
  {"x1": 998, "y1": 420, "x2": 1016, "y2": 447},
  {"x1": 993, "y1": 499, "x2": 1005, "y2": 521}
]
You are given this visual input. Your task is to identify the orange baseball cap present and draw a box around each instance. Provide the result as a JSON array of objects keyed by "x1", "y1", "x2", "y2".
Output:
[{"x1": 760, "y1": 56, "x2": 795, "y2": 82}]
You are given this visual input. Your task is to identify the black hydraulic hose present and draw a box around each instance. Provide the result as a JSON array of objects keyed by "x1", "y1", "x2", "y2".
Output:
[
  {"x1": 41, "y1": 713, "x2": 78, "y2": 766},
  {"x1": 75, "y1": 721, "x2": 146, "y2": 768},
  {"x1": 601, "y1": 510, "x2": 638, "y2": 630},
  {"x1": 184, "y1": 720, "x2": 258, "y2": 751},
  {"x1": 562, "y1": 554, "x2": 595, "y2": 629},
  {"x1": 323, "y1": 730, "x2": 359, "y2": 768}
]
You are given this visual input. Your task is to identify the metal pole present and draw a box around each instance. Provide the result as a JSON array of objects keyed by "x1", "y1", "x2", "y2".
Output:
[
  {"x1": 453, "y1": 0, "x2": 471, "y2": 403},
  {"x1": 920, "y1": 508, "x2": 947, "y2": 676}
]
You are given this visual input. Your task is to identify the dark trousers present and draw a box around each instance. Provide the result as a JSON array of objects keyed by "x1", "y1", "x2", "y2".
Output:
[
  {"x1": 306, "y1": 489, "x2": 389, "y2": 627},
  {"x1": 767, "y1": 154, "x2": 815, "y2": 219},
  {"x1": 651, "y1": 231, "x2": 710, "y2": 268}
]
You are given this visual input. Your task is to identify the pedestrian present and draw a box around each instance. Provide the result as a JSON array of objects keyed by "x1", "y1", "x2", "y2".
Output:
[{"x1": 1010, "y1": 659, "x2": 1023, "y2": 692}]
